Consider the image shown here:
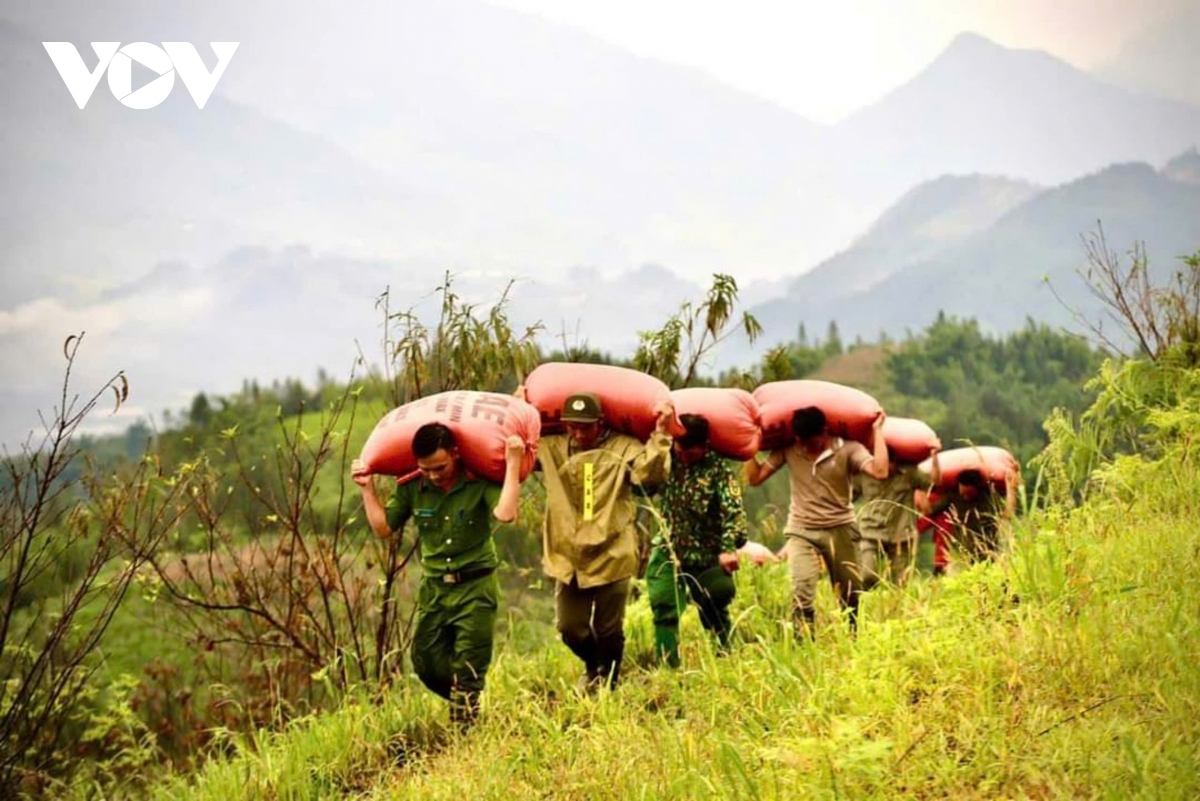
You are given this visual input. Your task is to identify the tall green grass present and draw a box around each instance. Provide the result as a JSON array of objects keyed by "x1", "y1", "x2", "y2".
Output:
[{"x1": 149, "y1": 457, "x2": 1200, "y2": 800}]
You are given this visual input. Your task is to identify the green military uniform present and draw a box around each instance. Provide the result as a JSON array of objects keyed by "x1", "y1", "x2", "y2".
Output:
[
  {"x1": 855, "y1": 465, "x2": 931, "y2": 588},
  {"x1": 647, "y1": 451, "x2": 746, "y2": 667},
  {"x1": 386, "y1": 475, "x2": 501, "y2": 724},
  {"x1": 539, "y1": 428, "x2": 671, "y2": 688},
  {"x1": 929, "y1": 487, "x2": 1007, "y2": 562}
]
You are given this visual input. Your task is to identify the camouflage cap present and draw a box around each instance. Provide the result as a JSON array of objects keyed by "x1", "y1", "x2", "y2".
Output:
[{"x1": 561, "y1": 392, "x2": 603, "y2": 424}]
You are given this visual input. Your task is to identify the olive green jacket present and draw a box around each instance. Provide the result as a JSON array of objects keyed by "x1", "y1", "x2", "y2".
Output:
[
  {"x1": 854, "y1": 466, "x2": 931, "y2": 544},
  {"x1": 539, "y1": 430, "x2": 671, "y2": 588}
]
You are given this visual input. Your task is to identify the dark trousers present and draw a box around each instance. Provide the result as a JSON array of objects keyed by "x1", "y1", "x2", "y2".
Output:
[{"x1": 555, "y1": 577, "x2": 632, "y2": 689}]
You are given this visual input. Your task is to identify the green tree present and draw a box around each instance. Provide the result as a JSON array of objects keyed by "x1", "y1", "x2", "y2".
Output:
[
  {"x1": 379, "y1": 273, "x2": 542, "y2": 403},
  {"x1": 634, "y1": 273, "x2": 762, "y2": 388},
  {"x1": 188, "y1": 392, "x2": 212, "y2": 427},
  {"x1": 823, "y1": 320, "x2": 844, "y2": 358}
]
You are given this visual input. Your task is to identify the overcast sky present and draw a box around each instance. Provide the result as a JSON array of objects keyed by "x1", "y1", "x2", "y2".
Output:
[
  {"x1": 4, "y1": 0, "x2": 1190, "y2": 123},
  {"x1": 488, "y1": 0, "x2": 1186, "y2": 123}
]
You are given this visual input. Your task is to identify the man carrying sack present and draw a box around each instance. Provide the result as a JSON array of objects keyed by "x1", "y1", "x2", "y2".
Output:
[
  {"x1": 647, "y1": 414, "x2": 746, "y2": 667},
  {"x1": 530, "y1": 390, "x2": 673, "y2": 691},
  {"x1": 352, "y1": 423, "x2": 524, "y2": 728},
  {"x1": 745, "y1": 407, "x2": 889, "y2": 638}
]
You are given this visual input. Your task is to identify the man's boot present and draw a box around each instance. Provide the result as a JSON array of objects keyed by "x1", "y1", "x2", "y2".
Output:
[
  {"x1": 593, "y1": 632, "x2": 626, "y2": 690},
  {"x1": 793, "y1": 607, "x2": 816, "y2": 641},
  {"x1": 449, "y1": 688, "x2": 480, "y2": 732},
  {"x1": 563, "y1": 633, "x2": 602, "y2": 690}
]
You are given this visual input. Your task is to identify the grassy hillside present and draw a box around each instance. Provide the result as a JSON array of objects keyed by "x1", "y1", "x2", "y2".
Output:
[
  {"x1": 147, "y1": 438, "x2": 1200, "y2": 799},
  {"x1": 3, "y1": 295, "x2": 1147, "y2": 797},
  {"x1": 0, "y1": 310, "x2": 1099, "y2": 791}
]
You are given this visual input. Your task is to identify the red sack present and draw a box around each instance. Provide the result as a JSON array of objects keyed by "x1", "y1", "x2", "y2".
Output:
[
  {"x1": 524, "y1": 362, "x2": 682, "y2": 441},
  {"x1": 915, "y1": 489, "x2": 952, "y2": 569},
  {"x1": 881, "y1": 417, "x2": 941, "y2": 463},
  {"x1": 753, "y1": 379, "x2": 882, "y2": 451},
  {"x1": 359, "y1": 391, "x2": 540, "y2": 483},
  {"x1": 915, "y1": 489, "x2": 950, "y2": 533},
  {"x1": 925, "y1": 511, "x2": 953, "y2": 569},
  {"x1": 922, "y1": 446, "x2": 1019, "y2": 492},
  {"x1": 669, "y1": 387, "x2": 762, "y2": 460},
  {"x1": 916, "y1": 510, "x2": 953, "y2": 535}
]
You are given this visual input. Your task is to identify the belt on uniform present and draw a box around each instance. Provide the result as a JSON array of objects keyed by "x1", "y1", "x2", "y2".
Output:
[{"x1": 439, "y1": 566, "x2": 495, "y2": 585}]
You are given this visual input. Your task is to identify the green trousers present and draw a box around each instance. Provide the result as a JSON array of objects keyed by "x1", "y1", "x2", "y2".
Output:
[
  {"x1": 859, "y1": 536, "x2": 916, "y2": 589},
  {"x1": 916, "y1": 529, "x2": 936, "y2": 575},
  {"x1": 646, "y1": 546, "x2": 737, "y2": 667},
  {"x1": 411, "y1": 571, "x2": 499, "y2": 725}
]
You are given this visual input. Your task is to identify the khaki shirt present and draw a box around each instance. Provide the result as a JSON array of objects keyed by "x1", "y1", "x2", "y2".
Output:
[
  {"x1": 539, "y1": 430, "x2": 671, "y2": 588},
  {"x1": 854, "y1": 466, "x2": 931, "y2": 543},
  {"x1": 768, "y1": 438, "x2": 872, "y2": 532}
]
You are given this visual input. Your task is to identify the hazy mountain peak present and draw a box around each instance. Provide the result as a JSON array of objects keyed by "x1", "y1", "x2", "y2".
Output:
[
  {"x1": 941, "y1": 31, "x2": 1008, "y2": 58},
  {"x1": 740, "y1": 155, "x2": 1200, "y2": 368},
  {"x1": 867, "y1": 174, "x2": 1042, "y2": 239},
  {"x1": 756, "y1": 172, "x2": 1041, "y2": 324},
  {"x1": 834, "y1": 24, "x2": 1200, "y2": 196},
  {"x1": 922, "y1": 29, "x2": 1080, "y2": 85}
]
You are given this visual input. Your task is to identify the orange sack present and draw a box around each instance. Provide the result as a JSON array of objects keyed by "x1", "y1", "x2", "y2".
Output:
[
  {"x1": 524, "y1": 362, "x2": 682, "y2": 441},
  {"x1": 922, "y1": 446, "x2": 1018, "y2": 492},
  {"x1": 881, "y1": 417, "x2": 941, "y2": 463},
  {"x1": 753, "y1": 379, "x2": 882, "y2": 451},
  {"x1": 670, "y1": 386, "x2": 762, "y2": 460},
  {"x1": 360, "y1": 391, "x2": 540, "y2": 483}
]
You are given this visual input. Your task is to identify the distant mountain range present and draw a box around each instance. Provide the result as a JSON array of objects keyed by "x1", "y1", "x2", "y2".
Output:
[
  {"x1": 3, "y1": 4, "x2": 1199, "y2": 305},
  {"x1": 1, "y1": 1, "x2": 1199, "y2": 445},
  {"x1": 745, "y1": 149, "x2": 1200, "y2": 357},
  {"x1": 6, "y1": 148, "x2": 1196, "y2": 447}
]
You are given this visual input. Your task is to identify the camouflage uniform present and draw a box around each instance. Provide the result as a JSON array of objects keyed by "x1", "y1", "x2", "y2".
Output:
[{"x1": 647, "y1": 452, "x2": 747, "y2": 666}]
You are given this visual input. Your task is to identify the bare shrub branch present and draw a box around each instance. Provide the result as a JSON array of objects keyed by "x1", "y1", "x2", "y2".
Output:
[{"x1": 1, "y1": 333, "x2": 187, "y2": 794}]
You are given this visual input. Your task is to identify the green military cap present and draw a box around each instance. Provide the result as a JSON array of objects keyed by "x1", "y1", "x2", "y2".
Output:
[{"x1": 561, "y1": 392, "x2": 603, "y2": 423}]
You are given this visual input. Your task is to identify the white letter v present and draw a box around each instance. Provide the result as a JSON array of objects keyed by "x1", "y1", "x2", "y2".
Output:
[
  {"x1": 164, "y1": 42, "x2": 239, "y2": 109},
  {"x1": 43, "y1": 42, "x2": 120, "y2": 109}
]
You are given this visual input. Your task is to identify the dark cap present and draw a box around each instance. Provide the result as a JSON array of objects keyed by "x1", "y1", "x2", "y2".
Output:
[{"x1": 561, "y1": 392, "x2": 603, "y2": 423}]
